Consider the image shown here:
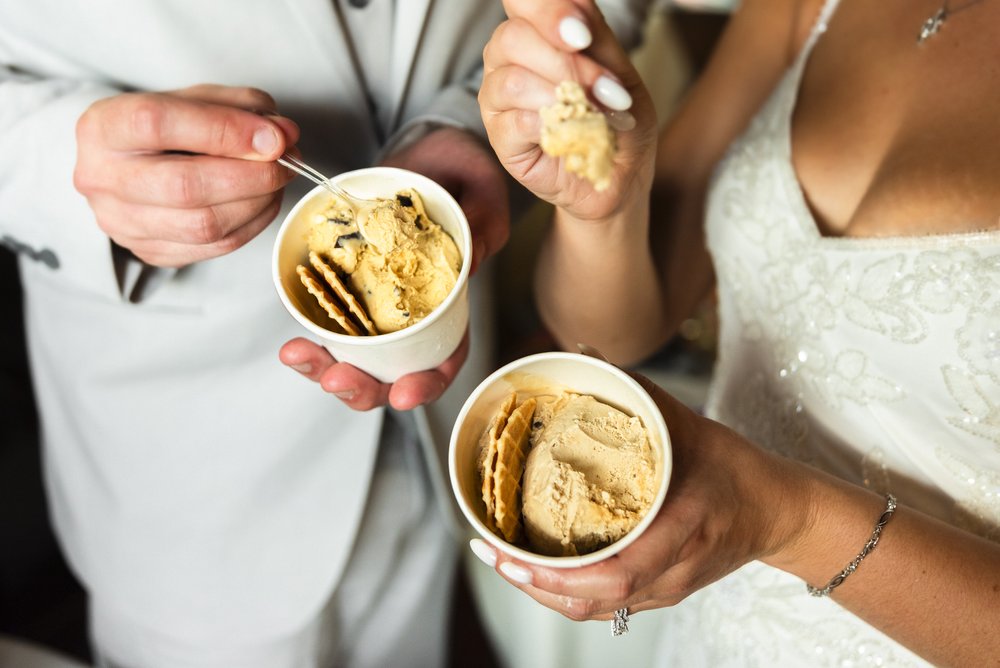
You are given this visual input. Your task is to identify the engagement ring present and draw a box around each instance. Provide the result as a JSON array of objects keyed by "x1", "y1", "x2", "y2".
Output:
[{"x1": 612, "y1": 608, "x2": 630, "y2": 637}]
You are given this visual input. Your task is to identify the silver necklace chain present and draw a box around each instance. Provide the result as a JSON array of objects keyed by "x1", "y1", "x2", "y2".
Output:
[{"x1": 918, "y1": 0, "x2": 990, "y2": 43}]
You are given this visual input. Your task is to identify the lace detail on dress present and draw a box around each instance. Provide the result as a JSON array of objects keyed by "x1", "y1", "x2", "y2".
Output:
[
  {"x1": 713, "y1": 119, "x2": 1000, "y2": 533},
  {"x1": 949, "y1": 285, "x2": 1000, "y2": 446},
  {"x1": 655, "y1": 563, "x2": 927, "y2": 668},
  {"x1": 720, "y1": 370, "x2": 812, "y2": 462},
  {"x1": 665, "y1": 0, "x2": 1000, "y2": 663},
  {"x1": 936, "y1": 447, "x2": 1000, "y2": 540},
  {"x1": 942, "y1": 363, "x2": 1000, "y2": 447},
  {"x1": 860, "y1": 447, "x2": 891, "y2": 495}
]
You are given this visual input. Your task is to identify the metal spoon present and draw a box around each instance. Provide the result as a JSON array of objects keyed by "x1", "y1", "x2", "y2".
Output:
[{"x1": 277, "y1": 153, "x2": 375, "y2": 241}]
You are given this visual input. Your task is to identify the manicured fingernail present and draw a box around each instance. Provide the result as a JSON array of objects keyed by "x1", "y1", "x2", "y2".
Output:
[
  {"x1": 559, "y1": 16, "x2": 592, "y2": 50},
  {"x1": 606, "y1": 109, "x2": 637, "y2": 132},
  {"x1": 577, "y1": 343, "x2": 611, "y2": 362},
  {"x1": 469, "y1": 539, "x2": 497, "y2": 568},
  {"x1": 593, "y1": 76, "x2": 632, "y2": 111},
  {"x1": 252, "y1": 126, "x2": 279, "y2": 155},
  {"x1": 499, "y1": 561, "x2": 533, "y2": 585},
  {"x1": 290, "y1": 363, "x2": 312, "y2": 374},
  {"x1": 334, "y1": 389, "x2": 356, "y2": 400}
]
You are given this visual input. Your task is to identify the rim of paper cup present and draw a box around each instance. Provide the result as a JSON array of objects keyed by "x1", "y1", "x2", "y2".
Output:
[
  {"x1": 272, "y1": 166, "x2": 472, "y2": 346},
  {"x1": 449, "y1": 351, "x2": 672, "y2": 569}
]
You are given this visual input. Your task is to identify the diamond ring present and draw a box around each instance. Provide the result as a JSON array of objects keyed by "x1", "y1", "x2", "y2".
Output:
[{"x1": 612, "y1": 608, "x2": 630, "y2": 637}]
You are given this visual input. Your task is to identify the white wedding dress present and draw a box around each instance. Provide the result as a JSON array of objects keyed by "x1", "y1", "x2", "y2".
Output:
[{"x1": 654, "y1": 0, "x2": 1000, "y2": 665}]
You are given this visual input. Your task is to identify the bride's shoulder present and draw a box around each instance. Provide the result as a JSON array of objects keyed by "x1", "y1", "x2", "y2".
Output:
[
  {"x1": 787, "y1": 0, "x2": 832, "y2": 61},
  {"x1": 731, "y1": 0, "x2": 831, "y2": 66}
]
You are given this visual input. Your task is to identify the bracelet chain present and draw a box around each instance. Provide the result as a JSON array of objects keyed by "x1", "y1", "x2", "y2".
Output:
[{"x1": 806, "y1": 494, "x2": 897, "y2": 597}]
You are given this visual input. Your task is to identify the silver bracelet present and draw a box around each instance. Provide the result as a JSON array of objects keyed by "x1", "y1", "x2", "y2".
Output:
[{"x1": 806, "y1": 494, "x2": 897, "y2": 597}]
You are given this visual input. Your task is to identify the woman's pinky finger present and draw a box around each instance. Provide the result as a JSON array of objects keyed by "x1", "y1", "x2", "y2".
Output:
[
  {"x1": 476, "y1": 556, "x2": 622, "y2": 622},
  {"x1": 498, "y1": 572, "x2": 619, "y2": 623}
]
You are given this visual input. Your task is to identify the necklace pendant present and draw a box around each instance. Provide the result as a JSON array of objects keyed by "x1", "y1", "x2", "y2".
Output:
[{"x1": 918, "y1": 8, "x2": 948, "y2": 44}]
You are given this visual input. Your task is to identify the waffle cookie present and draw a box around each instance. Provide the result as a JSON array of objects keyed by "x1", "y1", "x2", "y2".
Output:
[
  {"x1": 479, "y1": 392, "x2": 517, "y2": 534},
  {"x1": 492, "y1": 397, "x2": 536, "y2": 543},
  {"x1": 308, "y1": 251, "x2": 378, "y2": 335},
  {"x1": 296, "y1": 264, "x2": 363, "y2": 336},
  {"x1": 296, "y1": 252, "x2": 378, "y2": 336},
  {"x1": 479, "y1": 392, "x2": 537, "y2": 543}
]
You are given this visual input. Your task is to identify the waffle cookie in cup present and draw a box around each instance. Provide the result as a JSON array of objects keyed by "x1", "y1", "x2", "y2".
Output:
[{"x1": 479, "y1": 394, "x2": 537, "y2": 544}]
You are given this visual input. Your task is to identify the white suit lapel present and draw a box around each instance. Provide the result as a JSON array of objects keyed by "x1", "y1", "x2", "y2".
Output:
[
  {"x1": 281, "y1": 0, "x2": 373, "y2": 130},
  {"x1": 281, "y1": 0, "x2": 431, "y2": 140},
  {"x1": 387, "y1": 0, "x2": 432, "y2": 130}
]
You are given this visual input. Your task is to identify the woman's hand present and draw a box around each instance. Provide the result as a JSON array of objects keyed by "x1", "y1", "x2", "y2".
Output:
[
  {"x1": 480, "y1": 0, "x2": 658, "y2": 221},
  {"x1": 74, "y1": 84, "x2": 299, "y2": 267},
  {"x1": 469, "y1": 372, "x2": 813, "y2": 620}
]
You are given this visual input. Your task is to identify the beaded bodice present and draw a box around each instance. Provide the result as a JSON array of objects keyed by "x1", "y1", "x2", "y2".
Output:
[
  {"x1": 704, "y1": 3, "x2": 1000, "y2": 539},
  {"x1": 655, "y1": 1, "x2": 1000, "y2": 665}
]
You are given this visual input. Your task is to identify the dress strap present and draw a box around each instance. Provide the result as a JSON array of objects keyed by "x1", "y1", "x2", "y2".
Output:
[{"x1": 798, "y1": 0, "x2": 842, "y2": 63}]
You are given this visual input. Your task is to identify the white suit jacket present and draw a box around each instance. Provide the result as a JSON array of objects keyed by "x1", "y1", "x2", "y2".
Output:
[{"x1": 0, "y1": 0, "x2": 649, "y2": 644}]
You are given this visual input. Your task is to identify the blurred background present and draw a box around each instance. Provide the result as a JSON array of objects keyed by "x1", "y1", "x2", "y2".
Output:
[{"x1": 0, "y1": 2, "x2": 731, "y2": 666}]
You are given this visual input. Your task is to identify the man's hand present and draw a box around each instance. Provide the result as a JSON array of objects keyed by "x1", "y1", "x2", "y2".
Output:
[
  {"x1": 74, "y1": 84, "x2": 299, "y2": 267},
  {"x1": 279, "y1": 126, "x2": 510, "y2": 411}
]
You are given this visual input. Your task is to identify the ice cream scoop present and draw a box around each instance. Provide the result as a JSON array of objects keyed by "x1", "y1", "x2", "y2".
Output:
[
  {"x1": 521, "y1": 393, "x2": 657, "y2": 557},
  {"x1": 277, "y1": 153, "x2": 378, "y2": 242},
  {"x1": 539, "y1": 81, "x2": 616, "y2": 191}
]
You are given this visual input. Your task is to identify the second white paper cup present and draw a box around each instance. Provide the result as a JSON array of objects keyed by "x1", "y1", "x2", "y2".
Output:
[
  {"x1": 449, "y1": 351, "x2": 672, "y2": 568},
  {"x1": 273, "y1": 167, "x2": 472, "y2": 383}
]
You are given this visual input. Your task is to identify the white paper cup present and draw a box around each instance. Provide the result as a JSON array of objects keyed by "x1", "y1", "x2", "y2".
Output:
[
  {"x1": 449, "y1": 351, "x2": 672, "y2": 568},
  {"x1": 273, "y1": 166, "x2": 472, "y2": 383}
]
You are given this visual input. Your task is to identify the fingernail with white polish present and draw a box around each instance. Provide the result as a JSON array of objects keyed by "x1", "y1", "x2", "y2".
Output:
[
  {"x1": 593, "y1": 75, "x2": 632, "y2": 111},
  {"x1": 559, "y1": 16, "x2": 592, "y2": 50},
  {"x1": 606, "y1": 109, "x2": 637, "y2": 132},
  {"x1": 469, "y1": 539, "x2": 497, "y2": 568},
  {"x1": 499, "y1": 561, "x2": 533, "y2": 585},
  {"x1": 577, "y1": 343, "x2": 611, "y2": 362}
]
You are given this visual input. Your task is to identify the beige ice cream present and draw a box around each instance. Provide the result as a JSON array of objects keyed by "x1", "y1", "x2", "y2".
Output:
[
  {"x1": 479, "y1": 390, "x2": 656, "y2": 557},
  {"x1": 304, "y1": 189, "x2": 461, "y2": 334},
  {"x1": 539, "y1": 80, "x2": 616, "y2": 192}
]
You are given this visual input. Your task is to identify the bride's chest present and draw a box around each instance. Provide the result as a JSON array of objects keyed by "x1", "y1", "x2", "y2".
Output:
[{"x1": 788, "y1": 3, "x2": 1000, "y2": 239}]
